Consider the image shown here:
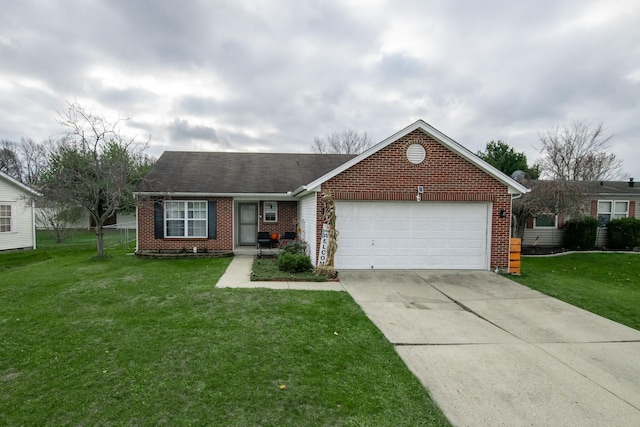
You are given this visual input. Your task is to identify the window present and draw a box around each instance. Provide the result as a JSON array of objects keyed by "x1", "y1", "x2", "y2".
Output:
[
  {"x1": 0, "y1": 204, "x2": 12, "y2": 233},
  {"x1": 534, "y1": 215, "x2": 557, "y2": 228},
  {"x1": 597, "y1": 200, "x2": 628, "y2": 227},
  {"x1": 263, "y1": 201, "x2": 277, "y2": 222},
  {"x1": 164, "y1": 201, "x2": 207, "y2": 237}
]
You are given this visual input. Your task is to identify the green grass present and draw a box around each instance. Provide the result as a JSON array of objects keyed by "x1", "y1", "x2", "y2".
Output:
[
  {"x1": 510, "y1": 253, "x2": 640, "y2": 330},
  {"x1": 252, "y1": 255, "x2": 327, "y2": 281},
  {"x1": 0, "y1": 231, "x2": 450, "y2": 426}
]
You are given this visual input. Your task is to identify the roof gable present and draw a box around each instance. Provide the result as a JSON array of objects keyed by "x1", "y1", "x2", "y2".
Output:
[{"x1": 296, "y1": 120, "x2": 529, "y2": 195}]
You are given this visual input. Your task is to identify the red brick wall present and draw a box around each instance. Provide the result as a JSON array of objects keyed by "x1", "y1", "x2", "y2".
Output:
[
  {"x1": 258, "y1": 201, "x2": 298, "y2": 239},
  {"x1": 318, "y1": 129, "x2": 513, "y2": 269},
  {"x1": 137, "y1": 197, "x2": 233, "y2": 251}
]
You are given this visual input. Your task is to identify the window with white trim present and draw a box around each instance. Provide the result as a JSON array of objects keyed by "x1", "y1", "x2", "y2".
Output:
[
  {"x1": 534, "y1": 214, "x2": 557, "y2": 228},
  {"x1": 165, "y1": 201, "x2": 207, "y2": 237},
  {"x1": 264, "y1": 201, "x2": 277, "y2": 222},
  {"x1": 597, "y1": 200, "x2": 628, "y2": 227},
  {"x1": 0, "y1": 203, "x2": 13, "y2": 233}
]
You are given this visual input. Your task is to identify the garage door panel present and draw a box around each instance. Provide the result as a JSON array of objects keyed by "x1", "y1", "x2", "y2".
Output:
[
  {"x1": 335, "y1": 201, "x2": 489, "y2": 270},
  {"x1": 463, "y1": 239, "x2": 486, "y2": 250}
]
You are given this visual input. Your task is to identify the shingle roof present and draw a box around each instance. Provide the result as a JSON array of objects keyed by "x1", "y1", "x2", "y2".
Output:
[
  {"x1": 136, "y1": 151, "x2": 357, "y2": 194},
  {"x1": 570, "y1": 180, "x2": 640, "y2": 196},
  {"x1": 525, "y1": 180, "x2": 640, "y2": 196}
]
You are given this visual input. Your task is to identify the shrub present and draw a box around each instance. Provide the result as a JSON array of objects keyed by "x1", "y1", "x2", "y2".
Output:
[
  {"x1": 278, "y1": 252, "x2": 312, "y2": 273},
  {"x1": 564, "y1": 217, "x2": 598, "y2": 250},
  {"x1": 280, "y1": 239, "x2": 307, "y2": 255},
  {"x1": 606, "y1": 217, "x2": 640, "y2": 249}
]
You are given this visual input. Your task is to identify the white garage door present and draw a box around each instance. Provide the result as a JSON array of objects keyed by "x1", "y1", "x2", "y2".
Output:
[{"x1": 335, "y1": 201, "x2": 490, "y2": 270}]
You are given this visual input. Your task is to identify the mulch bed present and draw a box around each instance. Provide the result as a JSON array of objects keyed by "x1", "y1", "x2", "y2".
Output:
[{"x1": 136, "y1": 250, "x2": 233, "y2": 259}]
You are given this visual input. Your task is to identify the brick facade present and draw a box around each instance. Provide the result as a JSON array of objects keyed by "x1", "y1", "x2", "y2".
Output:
[
  {"x1": 137, "y1": 198, "x2": 299, "y2": 251},
  {"x1": 137, "y1": 197, "x2": 233, "y2": 251},
  {"x1": 136, "y1": 129, "x2": 516, "y2": 268},
  {"x1": 317, "y1": 129, "x2": 512, "y2": 269},
  {"x1": 258, "y1": 201, "x2": 298, "y2": 238}
]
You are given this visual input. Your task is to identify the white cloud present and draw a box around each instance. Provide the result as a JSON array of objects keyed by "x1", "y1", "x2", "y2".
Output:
[{"x1": 0, "y1": 0, "x2": 638, "y2": 178}]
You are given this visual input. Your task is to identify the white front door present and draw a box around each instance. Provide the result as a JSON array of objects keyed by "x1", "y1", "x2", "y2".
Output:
[
  {"x1": 238, "y1": 203, "x2": 258, "y2": 246},
  {"x1": 335, "y1": 201, "x2": 490, "y2": 270}
]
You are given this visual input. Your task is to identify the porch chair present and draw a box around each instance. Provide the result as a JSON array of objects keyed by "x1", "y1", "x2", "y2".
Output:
[
  {"x1": 257, "y1": 231, "x2": 272, "y2": 248},
  {"x1": 279, "y1": 231, "x2": 297, "y2": 247}
]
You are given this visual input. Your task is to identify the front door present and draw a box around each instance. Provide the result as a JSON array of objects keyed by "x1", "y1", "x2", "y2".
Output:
[{"x1": 238, "y1": 203, "x2": 258, "y2": 246}]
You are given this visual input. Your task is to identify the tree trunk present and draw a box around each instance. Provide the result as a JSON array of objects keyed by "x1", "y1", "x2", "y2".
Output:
[
  {"x1": 96, "y1": 225, "x2": 105, "y2": 257},
  {"x1": 513, "y1": 216, "x2": 527, "y2": 240}
]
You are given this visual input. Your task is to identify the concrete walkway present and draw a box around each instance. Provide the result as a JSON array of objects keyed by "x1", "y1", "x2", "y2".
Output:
[
  {"x1": 216, "y1": 255, "x2": 345, "y2": 291},
  {"x1": 216, "y1": 259, "x2": 640, "y2": 426}
]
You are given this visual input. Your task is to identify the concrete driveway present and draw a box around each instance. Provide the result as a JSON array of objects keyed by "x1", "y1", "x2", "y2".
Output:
[{"x1": 340, "y1": 270, "x2": 640, "y2": 427}]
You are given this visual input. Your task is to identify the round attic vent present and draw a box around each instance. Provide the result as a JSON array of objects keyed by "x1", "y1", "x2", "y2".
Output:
[{"x1": 406, "y1": 143, "x2": 426, "y2": 164}]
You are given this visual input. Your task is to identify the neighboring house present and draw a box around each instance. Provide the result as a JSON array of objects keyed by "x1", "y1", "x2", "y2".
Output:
[
  {"x1": 0, "y1": 171, "x2": 39, "y2": 251},
  {"x1": 135, "y1": 120, "x2": 528, "y2": 270},
  {"x1": 35, "y1": 208, "x2": 135, "y2": 231},
  {"x1": 34, "y1": 205, "x2": 91, "y2": 230},
  {"x1": 523, "y1": 179, "x2": 640, "y2": 247},
  {"x1": 115, "y1": 211, "x2": 137, "y2": 229}
]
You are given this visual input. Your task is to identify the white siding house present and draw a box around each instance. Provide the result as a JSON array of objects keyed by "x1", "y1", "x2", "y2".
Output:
[
  {"x1": 299, "y1": 193, "x2": 317, "y2": 265},
  {"x1": 0, "y1": 171, "x2": 39, "y2": 251},
  {"x1": 34, "y1": 207, "x2": 91, "y2": 230}
]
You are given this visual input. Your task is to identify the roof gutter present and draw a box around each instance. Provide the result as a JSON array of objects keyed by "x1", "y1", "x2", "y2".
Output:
[
  {"x1": 31, "y1": 198, "x2": 37, "y2": 250},
  {"x1": 133, "y1": 191, "x2": 297, "y2": 199},
  {"x1": 291, "y1": 185, "x2": 308, "y2": 197}
]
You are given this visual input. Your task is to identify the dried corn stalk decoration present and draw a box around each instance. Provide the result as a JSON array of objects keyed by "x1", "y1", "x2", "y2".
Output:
[{"x1": 315, "y1": 190, "x2": 339, "y2": 278}]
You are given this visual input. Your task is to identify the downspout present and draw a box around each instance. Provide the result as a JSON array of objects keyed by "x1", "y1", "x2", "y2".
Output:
[
  {"x1": 32, "y1": 199, "x2": 37, "y2": 249},
  {"x1": 510, "y1": 193, "x2": 523, "y2": 238},
  {"x1": 134, "y1": 197, "x2": 139, "y2": 252},
  {"x1": 507, "y1": 193, "x2": 524, "y2": 274}
]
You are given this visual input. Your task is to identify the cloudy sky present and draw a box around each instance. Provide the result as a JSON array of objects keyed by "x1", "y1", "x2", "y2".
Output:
[{"x1": 2, "y1": 0, "x2": 639, "y2": 179}]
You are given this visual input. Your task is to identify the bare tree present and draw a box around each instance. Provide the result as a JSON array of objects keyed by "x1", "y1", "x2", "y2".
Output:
[
  {"x1": 18, "y1": 137, "x2": 49, "y2": 185},
  {"x1": 38, "y1": 102, "x2": 150, "y2": 257},
  {"x1": 310, "y1": 129, "x2": 373, "y2": 154},
  {"x1": 0, "y1": 138, "x2": 48, "y2": 185},
  {"x1": 538, "y1": 121, "x2": 624, "y2": 180},
  {"x1": 512, "y1": 179, "x2": 587, "y2": 239},
  {"x1": 0, "y1": 140, "x2": 22, "y2": 179}
]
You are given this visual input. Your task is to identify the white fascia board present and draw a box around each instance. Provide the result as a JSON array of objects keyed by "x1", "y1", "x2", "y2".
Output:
[
  {"x1": 0, "y1": 170, "x2": 41, "y2": 196},
  {"x1": 301, "y1": 119, "x2": 530, "y2": 196},
  {"x1": 291, "y1": 185, "x2": 307, "y2": 197},
  {"x1": 133, "y1": 191, "x2": 296, "y2": 200},
  {"x1": 291, "y1": 185, "x2": 322, "y2": 198}
]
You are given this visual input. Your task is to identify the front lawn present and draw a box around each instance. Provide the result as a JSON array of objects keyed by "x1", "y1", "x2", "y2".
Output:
[
  {"x1": 510, "y1": 253, "x2": 640, "y2": 330},
  {"x1": 0, "y1": 231, "x2": 450, "y2": 426}
]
